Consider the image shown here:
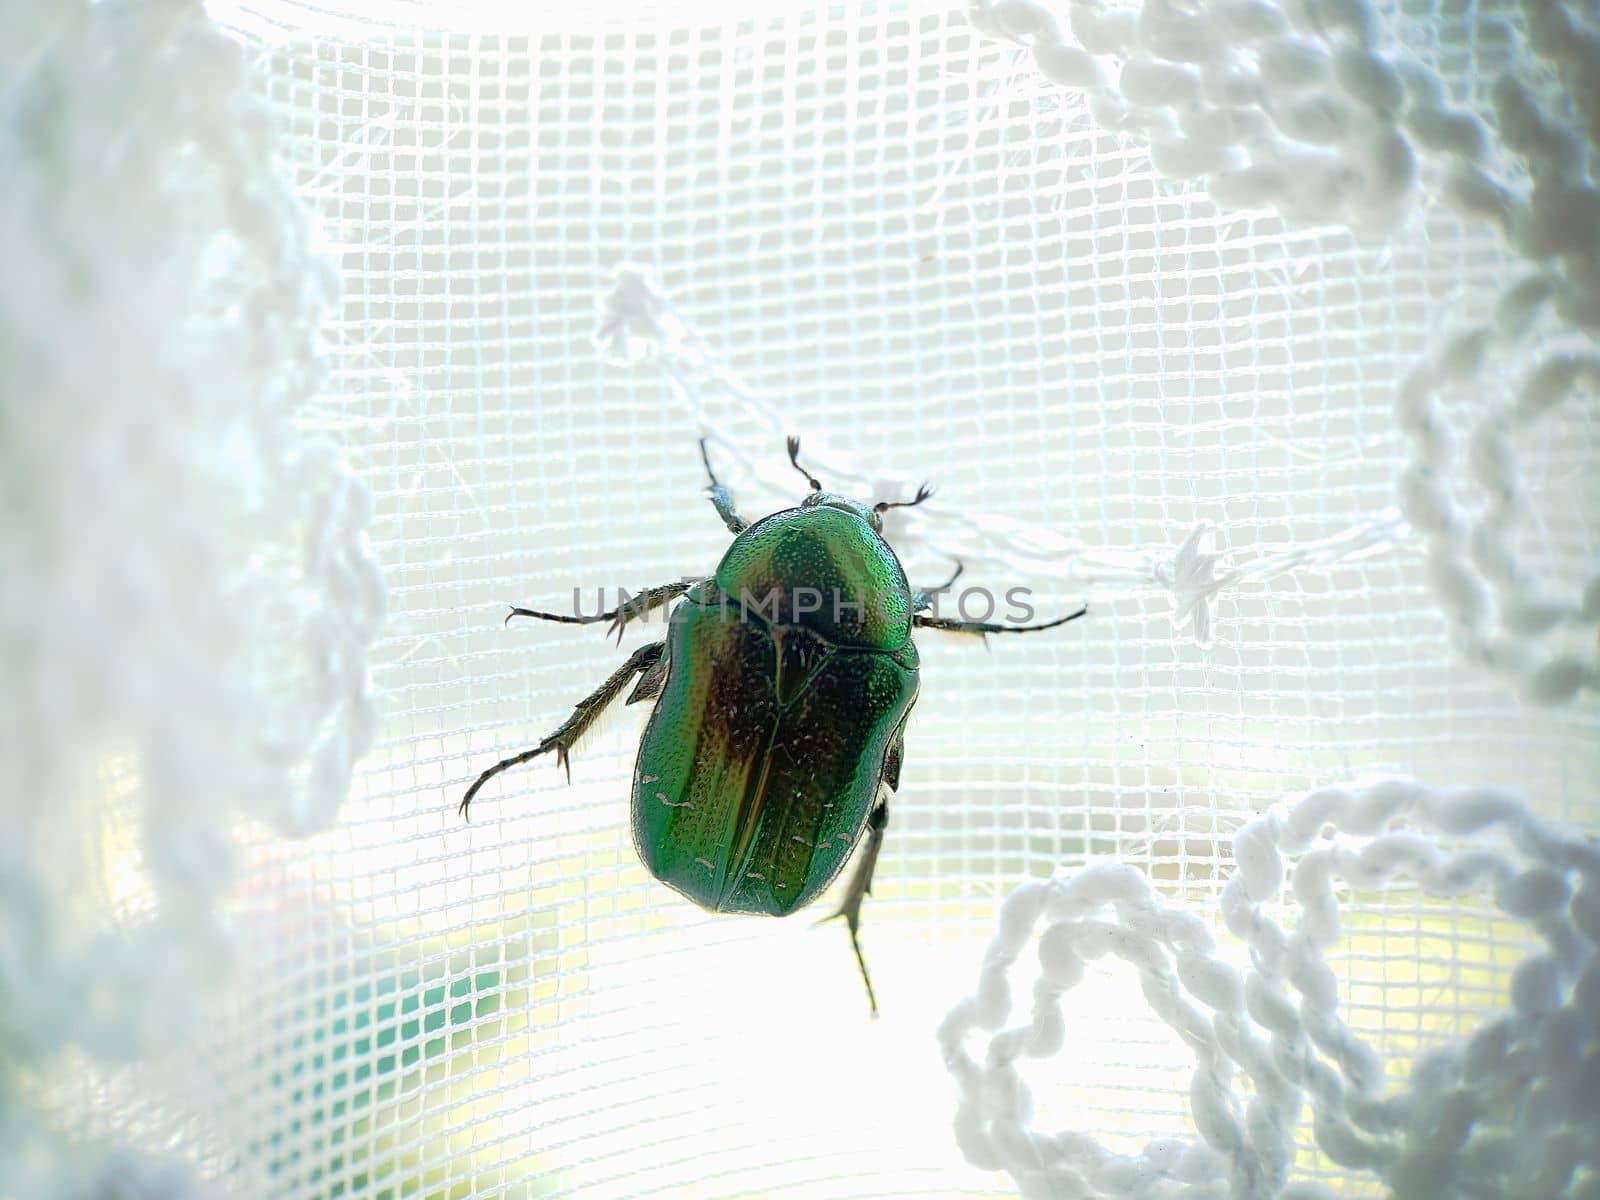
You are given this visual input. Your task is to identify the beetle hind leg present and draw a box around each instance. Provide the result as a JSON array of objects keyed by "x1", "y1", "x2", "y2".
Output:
[
  {"x1": 460, "y1": 640, "x2": 665, "y2": 818},
  {"x1": 820, "y1": 798, "x2": 890, "y2": 1018}
]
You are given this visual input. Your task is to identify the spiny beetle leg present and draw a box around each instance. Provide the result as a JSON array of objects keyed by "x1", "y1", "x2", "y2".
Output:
[
  {"x1": 913, "y1": 604, "x2": 1087, "y2": 638},
  {"x1": 460, "y1": 641, "x2": 665, "y2": 819},
  {"x1": 507, "y1": 581, "x2": 688, "y2": 644},
  {"x1": 819, "y1": 799, "x2": 889, "y2": 1018},
  {"x1": 698, "y1": 437, "x2": 749, "y2": 535},
  {"x1": 626, "y1": 654, "x2": 668, "y2": 706},
  {"x1": 911, "y1": 560, "x2": 965, "y2": 613}
]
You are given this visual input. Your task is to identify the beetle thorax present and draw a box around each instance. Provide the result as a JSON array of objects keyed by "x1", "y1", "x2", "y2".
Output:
[{"x1": 710, "y1": 503, "x2": 913, "y2": 650}]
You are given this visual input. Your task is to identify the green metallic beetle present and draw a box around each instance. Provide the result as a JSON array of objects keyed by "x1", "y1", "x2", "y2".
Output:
[{"x1": 461, "y1": 438, "x2": 1084, "y2": 1013}]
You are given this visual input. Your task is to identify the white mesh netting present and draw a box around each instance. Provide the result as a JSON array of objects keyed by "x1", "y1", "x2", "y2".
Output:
[{"x1": 3, "y1": 0, "x2": 1597, "y2": 1196}]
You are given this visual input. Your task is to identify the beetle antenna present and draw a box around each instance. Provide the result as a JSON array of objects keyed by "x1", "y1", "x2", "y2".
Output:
[
  {"x1": 786, "y1": 436, "x2": 822, "y2": 492},
  {"x1": 874, "y1": 482, "x2": 934, "y2": 514}
]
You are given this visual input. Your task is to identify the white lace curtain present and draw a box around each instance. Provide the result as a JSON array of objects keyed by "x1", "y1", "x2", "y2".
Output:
[{"x1": 2, "y1": 0, "x2": 1595, "y2": 1197}]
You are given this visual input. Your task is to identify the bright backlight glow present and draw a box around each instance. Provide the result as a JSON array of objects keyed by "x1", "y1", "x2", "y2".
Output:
[{"x1": 209, "y1": 0, "x2": 942, "y2": 36}]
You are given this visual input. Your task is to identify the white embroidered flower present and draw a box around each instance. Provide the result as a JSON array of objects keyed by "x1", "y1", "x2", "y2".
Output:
[
  {"x1": 594, "y1": 264, "x2": 692, "y2": 364},
  {"x1": 1156, "y1": 523, "x2": 1227, "y2": 646}
]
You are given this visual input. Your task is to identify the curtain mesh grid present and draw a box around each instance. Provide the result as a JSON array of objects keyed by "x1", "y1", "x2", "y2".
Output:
[{"x1": 3, "y1": 0, "x2": 1595, "y2": 1196}]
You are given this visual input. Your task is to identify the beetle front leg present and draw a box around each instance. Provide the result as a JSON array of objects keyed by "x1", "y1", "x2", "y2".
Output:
[
  {"x1": 913, "y1": 605, "x2": 1087, "y2": 637},
  {"x1": 506, "y1": 582, "x2": 688, "y2": 644},
  {"x1": 912, "y1": 560, "x2": 964, "y2": 613},
  {"x1": 822, "y1": 799, "x2": 889, "y2": 1018},
  {"x1": 460, "y1": 640, "x2": 665, "y2": 818},
  {"x1": 699, "y1": 438, "x2": 748, "y2": 535}
]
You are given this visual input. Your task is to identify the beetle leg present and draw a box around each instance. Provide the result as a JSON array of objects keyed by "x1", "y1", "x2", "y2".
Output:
[
  {"x1": 699, "y1": 438, "x2": 748, "y2": 535},
  {"x1": 913, "y1": 605, "x2": 1087, "y2": 638},
  {"x1": 460, "y1": 640, "x2": 665, "y2": 818},
  {"x1": 911, "y1": 560, "x2": 965, "y2": 613},
  {"x1": 506, "y1": 582, "x2": 688, "y2": 644},
  {"x1": 820, "y1": 799, "x2": 889, "y2": 1018},
  {"x1": 882, "y1": 731, "x2": 905, "y2": 793},
  {"x1": 625, "y1": 652, "x2": 668, "y2": 706}
]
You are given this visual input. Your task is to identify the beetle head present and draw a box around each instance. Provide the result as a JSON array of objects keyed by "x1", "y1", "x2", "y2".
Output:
[{"x1": 803, "y1": 491, "x2": 884, "y2": 533}]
